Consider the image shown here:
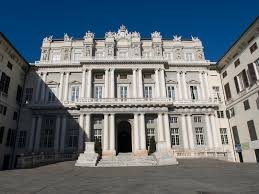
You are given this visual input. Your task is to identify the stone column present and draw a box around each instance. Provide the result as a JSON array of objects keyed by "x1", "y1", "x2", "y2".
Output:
[
  {"x1": 160, "y1": 69, "x2": 167, "y2": 98},
  {"x1": 210, "y1": 114, "x2": 219, "y2": 148},
  {"x1": 157, "y1": 113, "x2": 164, "y2": 142},
  {"x1": 85, "y1": 114, "x2": 91, "y2": 141},
  {"x1": 134, "y1": 114, "x2": 140, "y2": 152},
  {"x1": 28, "y1": 116, "x2": 36, "y2": 152},
  {"x1": 182, "y1": 72, "x2": 188, "y2": 100},
  {"x1": 40, "y1": 73, "x2": 47, "y2": 103},
  {"x1": 186, "y1": 115, "x2": 194, "y2": 149},
  {"x1": 86, "y1": 69, "x2": 92, "y2": 98},
  {"x1": 163, "y1": 113, "x2": 171, "y2": 149},
  {"x1": 110, "y1": 68, "x2": 115, "y2": 98},
  {"x1": 33, "y1": 116, "x2": 42, "y2": 153},
  {"x1": 78, "y1": 114, "x2": 84, "y2": 152},
  {"x1": 35, "y1": 74, "x2": 42, "y2": 103},
  {"x1": 205, "y1": 114, "x2": 214, "y2": 149},
  {"x1": 199, "y1": 72, "x2": 205, "y2": 100},
  {"x1": 104, "y1": 69, "x2": 109, "y2": 98},
  {"x1": 155, "y1": 68, "x2": 160, "y2": 98},
  {"x1": 203, "y1": 72, "x2": 210, "y2": 100},
  {"x1": 177, "y1": 72, "x2": 182, "y2": 100},
  {"x1": 181, "y1": 115, "x2": 189, "y2": 149},
  {"x1": 60, "y1": 116, "x2": 67, "y2": 153},
  {"x1": 140, "y1": 113, "x2": 146, "y2": 150},
  {"x1": 109, "y1": 114, "x2": 115, "y2": 153},
  {"x1": 138, "y1": 69, "x2": 143, "y2": 98},
  {"x1": 132, "y1": 68, "x2": 137, "y2": 98},
  {"x1": 64, "y1": 72, "x2": 70, "y2": 101},
  {"x1": 54, "y1": 116, "x2": 61, "y2": 153},
  {"x1": 81, "y1": 69, "x2": 86, "y2": 98},
  {"x1": 103, "y1": 114, "x2": 109, "y2": 151},
  {"x1": 58, "y1": 72, "x2": 64, "y2": 101}
]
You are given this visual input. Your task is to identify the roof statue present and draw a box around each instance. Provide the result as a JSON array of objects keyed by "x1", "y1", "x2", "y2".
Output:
[
  {"x1": 191, "y1": 36, "x2": 200, "y2": 42},
  {"x1": 105, "y1": 31, "x2": 115, "y2": 38},
  {"x1": 173, "y1": 35, "x2": 181, "y2": 41},
  {"x1": 115, "y1": 25, "x2": 131, "y2": 40},
  {"x1": 151, "y1": 31, "x2": 162, "y2": 39},
  {"x1": 43, "y1": 35, "x2": 53, "y2": 43},
  {"x1": 64, "y1": 33, "x2": 72, "y2": 41},
  {"x1": 84, "y1": 31, "x2": 95, "y2": 40},
  {"x1": 131, "y1": 31, "x2": 140, "y2": 38}
]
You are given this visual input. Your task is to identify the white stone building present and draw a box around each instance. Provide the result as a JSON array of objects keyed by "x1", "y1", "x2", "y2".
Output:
[
  {"x1": 0, "y1": 32, "x2": 30, "y2": 170},
  {"x1": 218, "y1": 17, "x2": 259, "y2": 163},
  {"x1": 14, "y1": 26, "x2": 234, "y2": 167}
]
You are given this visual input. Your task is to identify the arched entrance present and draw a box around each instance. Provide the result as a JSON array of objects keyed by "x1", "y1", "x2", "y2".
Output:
[{"x1": 117, "y1": 121, "x2": 132, "y2": 153}]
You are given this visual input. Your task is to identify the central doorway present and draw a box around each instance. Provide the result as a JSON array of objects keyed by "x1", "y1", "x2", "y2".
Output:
[{"x1": 117, "y1": 121, "x2": 132, "y2": 153}]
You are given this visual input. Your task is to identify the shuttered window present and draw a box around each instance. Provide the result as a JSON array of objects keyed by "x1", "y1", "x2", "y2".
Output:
[
  {"x1": 248, "y1": 63, "x2": 257, "y2": 84},
  {"x1": 242, "y1": 69, "x2": 249, "y2": 88},
  {"x1": 232, "y1": 126, "x2": 240, "y2": 144},
  {"x1": 234, "y1": 76, "x2": 240, "y2": 93},
  {"x1": 247, "y1": 120, "x2": 257, "y2": 141},
  {"x1": 224, "y1": 83, "x2": 232, "y2": 100}
]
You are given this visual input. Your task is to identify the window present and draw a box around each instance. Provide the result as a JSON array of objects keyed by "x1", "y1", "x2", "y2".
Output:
[
  {"x1": 143, "y1": 73, "x2": 152, "y2": 79},
  {"x1": 232, "y1": 126, "x2": 240, "y2": 144},
  {"x1": 119, "y1": 86, "x2": 128, "y2": 99},
  {"x1": 167, "y1": 86, "x2": 175, "y2": 100},
  {"x1": 5, "y1": 129, "x2": 12, "y2": 146},
  {"x1": 220, "y1": 128, "x2": 228, "y2": 145},
  {"x1": 250, "y1": 42, "x2": 258, "y2": 54},
  {"x1": 13, "y1": 111, "x2": 18, "y2": 120},
  {"x1": 18, "y1": 131, "x2": 27, "y2": 148},
  {"x1": 146, "y1": 128, "x2": 155, "y2": 147},
  {"x1": 212, "y1": 86, "x2": 221, "y2": 102},
  {"x1": 247, "y1": 63, "x2": 258, "y2": 84},
  {"x1": 6, "y1": 129, "x2": 16, "y2": 147},
  {"x1": 67, "y1": 118, "x2": 79, "y2": 148},
  {"x1": 224, "y1": 83, "x2": 232, "y2": 100},
  {"x1": 0, "y1": 72, "x2": 11, "y2": 94},
  {"x1": 16, "y1": 85, "x2": 23, "y2": 104},
  {"x1": 7, "y1": 62, "x2": 13, "y2": 70},
  {"x1": 40, "y1": 118, "x2": 55, "y2": 148},
  {"x1": 93, "y1": 129, "x2": 102, "y2": 143},
  {"x1": 94, "y1": 86, "x2": 103, "y2": 99},
  {"x1": 0, "y1": 104, "x2": 3, "y2": 114},
  {"x1": 190, "y1": 86, "x2": 198, "y2": 100},
  {"x1": 230, "y1": 107, "x2": 235, "y2": 117},
  {"x1": 146, "y1": 119, "x2": 154, "y2": 124},
  {"x1": 170, "y1": 117, "x2": 178, "y2": 123},
  {"x1": 247, "y1": 120, "x2": 257, "y2": 141},
  {"x1": 185, "y1": 53, "x2": 193, "y2": 61},
  {"x1": 234, "y1": 70, "x2": 249, "y2": 93},
  {"x1": 95, "y1": 74, "x2": 103, "y2": 79},
  {"x1": 70, "y1": 86, "x2": 80, "y2": 102},
  {"x1": 144, "y1": 86, "x2": 152, "y2": 99},
  {"x1": 24, "y1": 88, "x2": 33, "y2": 103},
  {"x1": 48, "y1": 87, "x2": 58, "y2": 102},
  {"x1": 243, "y1": 100, "x2": 250, "y2": 110},
  {"x1": 194, "y1": 116, "x2": 202, "y2": 123},
  {"x1": 222, "y1": 71, "x2": 227, "y2": 78},
  {"x1": 234, "y1": 59, "x2": 240, "y2": 67},
  {"x1": 120, "y1": 74, "x2": 127, "y2": 79},
  {"x1": 171, "y1": 128, "x2": 180, "y2": 146},
  {"x1": 195, "y1": 127, "x2": 205, "y2": 145},
  {"x1": 217, "y1": 111, "x2": 224, "y2": 118},
  {"x1": 0, "y1": 126, "x2": 4, "y2": 144},
  {"x1": 3, "y1": 106, "x2": 7, "y2": 115},
  {"x1": 93, "y1": 118, "x2": 102, "y2": 125}
]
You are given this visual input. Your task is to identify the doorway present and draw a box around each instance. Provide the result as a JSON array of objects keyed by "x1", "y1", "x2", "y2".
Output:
[{"x1": 117, "y1": 121, "x2": 132, "y2": 153}]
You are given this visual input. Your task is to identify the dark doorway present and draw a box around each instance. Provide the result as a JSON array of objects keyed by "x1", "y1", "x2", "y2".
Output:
[
  {"x1": 255, "y1": 149, "x2": 259, "y2": 163},
  {"x1": 238, "y1": 152, "x2": 243, "y2": 163},
  {"x1": 118, "y1": 121, "x2": 132, "y2": 153},
  {"x1": 2, "y1": 155, "x2": 10, "y2": 170}
]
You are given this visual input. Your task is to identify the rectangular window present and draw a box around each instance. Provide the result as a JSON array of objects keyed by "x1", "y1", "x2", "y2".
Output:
[
  {"x1": 93, "y1": 118, "x2": 102, "y2": 125},
  {"x1": 47, "y1": 87, "x2": 58, "y2": 103},
  {"x1": 3, "y1": 106, "x2": 7, "y2": 115},
  {"x1": 0, "y1": 126, "x2": 4, "y2": 144},
  {"x1": 232, "y1": 126, "x2": 240, "y2": 144},
  {"x1": 194, "y1": 116, "x2": 202, "y2": 123},
  {"x1": 95, "y1": 74, "x2": 103, "y2": 79},
  {"x1": 171, "y1": 128, "x2": 180, "y2": 146},
  {"x1": 18, "y1": 131, "x2": 27, "y2": 148},
  {"x1": 143, "y1": 73, "x2": 152, "y2": 79},
  {"x1": 147, "y1": 119, "x2": 154, "y2": 124},
  {"x1": 94, "y1": 86, "x2": 103, "y2": 99},
  {"x1": 234, "y1": 58, "x2": 240, "y2": 67},
  {"x1": 144, "y1": 86, "x2": 152, "y2": 99},
  {"x1": 40, "y1": 118, "x2": 55, "y2": 148},
  {"x1": 7, "y1": 62, "x2": 13, "y2": 70},
  {"x1": 25, "y1": 88, "x2": 33, "y2": 103},
  {"x1": 6, "y1": 129, "x2": 16, "y2": 147},
  {"x1": 119, "y1": 86, "x2": 128, "y2": 99},
  {"x1": 169, "y1": 117, "x2": 178, "y2": 123},
  {"x1": 190, "y1": 86, "x2": 198, "y2": 100},
  {"x1": 243, "y1": 100, "x2": 250, "y2": 110},
  {"x1": 230, "y1": 107, "x2": 235, "y2": 117},
  {"x1": 167, "y1": 86, "x2": 175, "y2": 100},
  {"x1": 16, "y1": 85, "x2": 23, "y2": 104},
  {"x1": 247, "y1": 120, "x2": 257, "y2": 141},
  {"x1": 195, "y1": 127, "x2": 205, "y2": 145},
  {"x1": 120, "y1": 74, "x2": 127, "y2": 79},
  {"x1": 0, "y1": 104, "x2": 3, "y2": 114},
  {"x1": 220, "y1": 128, "x2": 229, "y2": 144},
  {"x1": 250, "y1": 42, "x2": 258, "y2": 54},
  {"x1": 224, "y1": 83, "x2": 232, "y2": 100},
  {"x1": 222, "y1": 71, "x2": 227, "y2": 78},
  {"x1": 217, "y1": 111, "x2": 224, "y2": 118},
  {"x1": 0, "y1": 72, "x2": 11, "y2": 94},
  {"x1": 93, "y1": 129, "x2": 102, "y2": 143},
  {"x1": 212, "y1": 86, "x2": 221, "y2": 102},
  {"x1": 67, "y1": 118, "x2": 79, "y2": 148},
  {"x1": 70, "y1": 86, "x2": 79, "y2": 102},
  {"x1": 13, "y1": 111, "x2": 18, "y2": 120},
  {"x1": 146, "y1": 128, "x2": 155, "y2": 147},
  {"x1": 247, "y1": 63, "x2": 258, "y2": 84}
]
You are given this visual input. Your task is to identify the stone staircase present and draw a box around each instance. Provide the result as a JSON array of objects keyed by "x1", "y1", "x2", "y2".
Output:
[{"x1": 97, "y1": 153, "x2": 157, "y2": 167}]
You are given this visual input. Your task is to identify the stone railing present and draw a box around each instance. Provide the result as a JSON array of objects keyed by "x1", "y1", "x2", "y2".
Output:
[{"x1": 16, "y1": 153, "x2": 78, "y2": 169}]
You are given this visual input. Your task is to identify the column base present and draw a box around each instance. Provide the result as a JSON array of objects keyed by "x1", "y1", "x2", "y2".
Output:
[
  {"x1": 102, "y1": 150, "x2": 116, "y2": 157},
  {"x1": 133, "y1": 150, "x2": 148, "y2": 156}
]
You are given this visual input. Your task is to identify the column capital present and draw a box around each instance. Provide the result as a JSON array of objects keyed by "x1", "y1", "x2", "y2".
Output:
[
  {"x1": 87, "y1": 68, "x2": 92, "y2": 72},
  {"x1": 132, "y1": 68, "x2": 137, "y2": 71},
  {"x1": 105, "y1": 68, "x2": 109, "y2": 72}
]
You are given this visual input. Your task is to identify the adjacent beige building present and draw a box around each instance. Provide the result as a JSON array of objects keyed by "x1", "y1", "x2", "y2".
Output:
[
  {"x1": 0, "y1": 32, "x2": 30, "y2": 170},
  {"x1": 218, "y1": 17, "x2": 259, "y2": 163}
]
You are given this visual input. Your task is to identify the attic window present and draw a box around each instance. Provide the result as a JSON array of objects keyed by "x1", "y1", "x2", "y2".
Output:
[
  {"x1": 120, "y1": 74, "x2": 127, "y2": 79},
  {"x1": 143, "y1": 73, "x2": 152, "y2": 79},
  {"x1": 95, "y1": 74, "x2": 103, "y2": 79},
  {"x1": 234, "y1": 59, "x2": 240, "y2": 68}
]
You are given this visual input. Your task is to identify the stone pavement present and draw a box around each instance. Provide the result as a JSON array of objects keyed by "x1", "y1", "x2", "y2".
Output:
[{"x1": 0, "y1": 159, "x2": 259, "y2": 194}]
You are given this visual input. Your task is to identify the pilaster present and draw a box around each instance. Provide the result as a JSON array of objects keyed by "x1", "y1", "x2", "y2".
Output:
[{"x1": 54, "y1": 116, "x2": 61, "y2": 153}]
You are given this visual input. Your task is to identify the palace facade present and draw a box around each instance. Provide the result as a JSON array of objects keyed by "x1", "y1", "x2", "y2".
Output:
[{"x1": 14, "y1": 25, "x2": 235, "y2": 167}]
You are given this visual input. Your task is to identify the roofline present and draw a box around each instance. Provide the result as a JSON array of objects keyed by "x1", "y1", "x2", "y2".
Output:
[
  {"x1": 217, "y1": 16, "x2": 259, "y2": 65},
  {"x1": 0, "y1": 32, "x2": 30, "y2": 66}
]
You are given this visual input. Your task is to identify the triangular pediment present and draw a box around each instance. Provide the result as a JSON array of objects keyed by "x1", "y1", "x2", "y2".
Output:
[{"x1": 187, "y1": 79, "x2": 200, "y2": 84}]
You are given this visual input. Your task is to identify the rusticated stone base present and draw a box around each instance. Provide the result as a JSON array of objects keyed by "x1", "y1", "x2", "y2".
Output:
[
  {"x1": 133, "y1": 150, "x2": 148, "y2": 156},
  {"x1": 102, "y1": 150, "x2": 116, "y2": 157}
]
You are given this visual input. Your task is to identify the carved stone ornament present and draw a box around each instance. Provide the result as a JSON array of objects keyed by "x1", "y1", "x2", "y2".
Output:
[
  {"x1": 173, "y1": 35, "x2": 181, "y2": 41},
  {"x1": 114, "y1": 25, "x2": 131, "y2": 40},
  {"x1": 131, "y1": 31, "x2": 140, "y2": 38},
  {"x1": 63, "y1": 48, "x2": 70, "y2": 60},
  {"x1": 191, "y1": 36, "x2": 200, "y2": 42},
  {"x1": 84, "y1": 31, "x2": 95, "y2": 40},
  {"x1": 42, "y1": 49, "x2": 49, "y2": 60},
  {"x1": 64, "y1": 33, "x2": 72, "y2": 41},
  {"x1": 151, "y1": 31, "x2": 162, "y2": 39},
  {"x1": 43, "y1": 36, "x2": 53, "y2": 43},
  {"x1": 196, "y1": 49, "x2": 203, "y2": 59},
  {"x1": 105, "y1": 31, "x2": 115, "y2": 38}
]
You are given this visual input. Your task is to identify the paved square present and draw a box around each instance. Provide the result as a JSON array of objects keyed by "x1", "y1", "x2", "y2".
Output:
[{"x1": 0, "y1": 159, "x2": 259, "y2": 194}]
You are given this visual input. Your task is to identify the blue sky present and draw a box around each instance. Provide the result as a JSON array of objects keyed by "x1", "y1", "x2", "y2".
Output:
[{"x1": 1, "y1": 0, "x2": 258, "y2": 63}]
